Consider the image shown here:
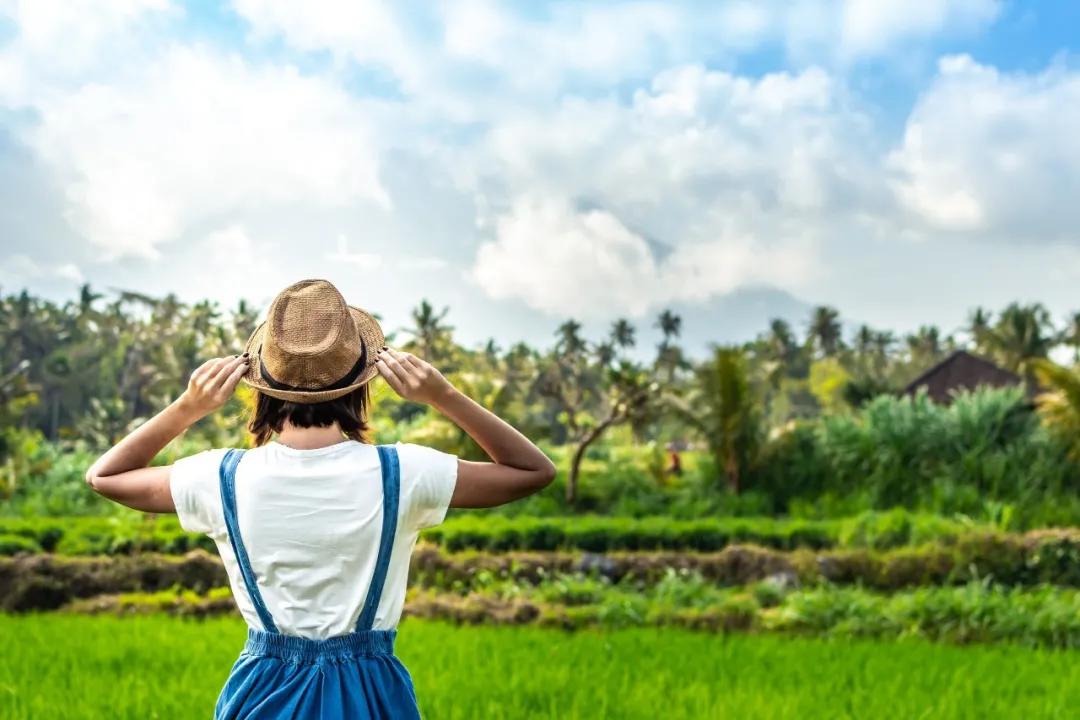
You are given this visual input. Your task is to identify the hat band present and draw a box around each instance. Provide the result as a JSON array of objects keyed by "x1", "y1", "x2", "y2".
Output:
[{"x1": 258, "y1": 343, "x2": 368, "y2": 394}]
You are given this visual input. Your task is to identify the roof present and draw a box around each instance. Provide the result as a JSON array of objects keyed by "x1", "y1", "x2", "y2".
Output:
[{"x1": 902, "y1": 350, "x2": 1026, "y2": 404}]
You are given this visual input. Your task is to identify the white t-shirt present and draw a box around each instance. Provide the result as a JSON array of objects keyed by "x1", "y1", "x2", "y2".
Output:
[{"x1": 169, "y1": 440, "x2": 458, "y2": 639}]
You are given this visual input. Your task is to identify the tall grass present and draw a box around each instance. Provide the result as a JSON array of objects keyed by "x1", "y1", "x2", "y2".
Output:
[
  {"x1": 757, "y1": 388, "x2": 1080, "y2": 525},
  {"x1": 2, "y1": 615, "x2": 1079, "y2": 719}
]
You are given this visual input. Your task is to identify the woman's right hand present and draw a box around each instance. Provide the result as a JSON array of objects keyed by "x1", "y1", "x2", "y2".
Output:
[
  {"x1": 178, "y1": 354, "x2": 250, "y2": 417},
  {"x1": 376, "y1": 348, "x2": 455, "y2": 406}
]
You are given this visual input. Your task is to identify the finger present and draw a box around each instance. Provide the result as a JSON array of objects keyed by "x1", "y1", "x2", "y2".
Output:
[
  {"x1": 399, "y1": 351, "x2": 425, "y2": 369},
  {"x1": 210, "y1": 355, "x2": 247, "y2": 389},
  {"x1": 386, "y1": 347, "x2": 426, "y2": 372},
  {"x1": 378, "y1": 351, "x2": 411, "y2": 383},
  {"x1": 217, "y1": 361, "x2": 248, "y2": 397},
  {"x1": 190, "y1": 358, "x2": 218, "y2": 382},
  {"x1": 376, "y1": 358, "x2": 407, "y2": 395}
]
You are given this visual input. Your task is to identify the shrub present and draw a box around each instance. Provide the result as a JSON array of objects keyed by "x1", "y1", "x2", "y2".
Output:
[{"x1": 0, "y1": 534, "x2": 40, "y2": 555}]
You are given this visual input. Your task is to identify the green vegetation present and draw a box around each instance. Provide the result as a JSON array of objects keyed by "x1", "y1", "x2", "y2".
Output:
[
  {"x1": 31, "y1": 569, "x2": 1080, "y2": 650},
  {"x1": 0, "y1": 509, "x2": 989, "y2": 556},
  {"x1": 5, "y1": 288, "x2": 1080, "y2": 715},
  {"x1": 2, "y1": 615, "x2": 1078, "y2": 719},
  {"x1": 4, "y1": 287, "x2": 1080, "y2": 526}
]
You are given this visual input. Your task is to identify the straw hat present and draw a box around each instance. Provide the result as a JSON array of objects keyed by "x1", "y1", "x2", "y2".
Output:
[{"x1": 241, "y1": 279, "x2": 385, "y2": 403}]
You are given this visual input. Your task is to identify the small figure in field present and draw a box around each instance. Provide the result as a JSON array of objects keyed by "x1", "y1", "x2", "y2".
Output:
[{"x1": 667, "y1": 443, "x2": 683, "y2": 477}]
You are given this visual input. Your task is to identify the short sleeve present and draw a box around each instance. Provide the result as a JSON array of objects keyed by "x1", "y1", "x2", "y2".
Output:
[
  {"x1": 395, "y1": 442, "x2": 458, "y2": 531},
  {"x1": 169, "y1": 448, "x2": 229, "y2": 535}
]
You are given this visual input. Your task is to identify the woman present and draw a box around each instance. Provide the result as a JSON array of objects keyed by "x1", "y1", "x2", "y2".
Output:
[{"x1": 85, "y1": 279, "x2": 556, "y2": 718}]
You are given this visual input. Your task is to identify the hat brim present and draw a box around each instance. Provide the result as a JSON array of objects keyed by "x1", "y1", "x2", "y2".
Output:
[{"x1": 241, "y1": 305, "x2": 385, "y2": 403}]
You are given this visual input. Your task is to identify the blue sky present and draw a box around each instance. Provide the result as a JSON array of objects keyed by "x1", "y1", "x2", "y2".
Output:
[{"x1": 1, "y1": 1, "x2": 1079, "y2": 353}]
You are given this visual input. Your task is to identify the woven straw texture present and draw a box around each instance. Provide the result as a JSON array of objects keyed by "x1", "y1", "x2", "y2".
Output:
[{"x1": 242, "y1": 279, "x2": 384, "y2": 403}]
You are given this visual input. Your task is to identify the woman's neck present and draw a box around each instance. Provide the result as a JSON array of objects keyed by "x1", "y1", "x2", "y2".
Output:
[{"x1": 275, "y1": 421, "x2": 348, "y2": 450}]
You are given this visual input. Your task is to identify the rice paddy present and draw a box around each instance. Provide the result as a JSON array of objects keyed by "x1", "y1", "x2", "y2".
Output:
[{"x1": 2, "y1": 615, "x2": 1078, "y2": 719}]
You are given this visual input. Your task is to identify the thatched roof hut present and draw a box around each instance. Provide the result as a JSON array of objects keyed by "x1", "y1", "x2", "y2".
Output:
[{"x1": 902, "y1": 350, "x2": 1029, "y2": 405}]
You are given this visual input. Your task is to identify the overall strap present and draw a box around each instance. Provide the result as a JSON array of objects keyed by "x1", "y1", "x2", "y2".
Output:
[
  {"x1": 218, "y1": 448, "x2": 279, "y2": 634},
  {"x1": 355, "y1": 445, "x2": 400, "y2": 632}
]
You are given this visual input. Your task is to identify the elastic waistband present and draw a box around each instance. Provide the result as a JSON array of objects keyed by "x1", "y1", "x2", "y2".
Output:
[{"x1": 243, "y1": 627, "x2": 397, "y2": 662}]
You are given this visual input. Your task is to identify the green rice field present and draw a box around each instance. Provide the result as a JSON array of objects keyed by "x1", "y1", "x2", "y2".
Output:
[{"x1": 1, "y1": 615, "x2": 1079, "y2": 718}]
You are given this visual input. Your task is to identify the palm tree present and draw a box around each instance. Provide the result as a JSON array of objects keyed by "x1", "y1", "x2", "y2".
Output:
[
  {"x1": 670, "y1": 347, "x2": 761, "y2": 493},
  {"x1": 967, "y1": 307, "x2": 993, "y2": 353},
  {"x1": 985, "y1": 302, "x2": 1055, "y2": 376},
  {"x1": 1032, "y1": 359, "x2": 1080, "y2": 461},
  {"x1": 807, "y1": 306, "x2": 843, "y2": 357},
  {"x1": 610, "y1": 319, "x2": 635, "y2": 350},
  {"x1": 853, "y1": 325, "x2": 875, "y2": 357},
  {"x1": 656, "y1": 310, "x2": 682, "y2": 341},
  {"x1": 1060, "y1": 311, "x2": 1080, "y2": 364},
  {"x1": 655, "y1": 310, "x2": 685, "y2": 382},
  {"x1": 555, "y1": 320, "x2": 587, "y2": 357},
  {"x1": 906, "y1": 325, "x2": 944, "y2": 367},
  {"x1": 409, "y1": 300, "x2": 454, "y2": 362}
]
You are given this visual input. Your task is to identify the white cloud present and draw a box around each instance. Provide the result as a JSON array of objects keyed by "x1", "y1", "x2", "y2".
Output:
[
  {"x1": 463, "y1": 63, "x2": 869, "y2": 315},
  {"x1": 17, "y1": 47, "x2": 389, "y2": 258},
  {"x1": 889, "y1": 55, "x2": 1080, "y2": 238},
  {"x1": 0, "y1": 253, "x2": 83, "y2": 287},
  {"x1": 473, "y1": 197, "x2": 661, "y2": 317},
  {"x1": 838, "y1": 0, "x2": 1001, "y2": 60},
  {"x1": 779, "y1": 0, "x2": 1002, "y2": 64},
  {"x1": 328, "y1": 235, "x2": 383, "y2": 270},
  {"x1": 232, "y1": 0, "x2": 423, "y2": 88},
  {"x1": 473, "y1": 195, "x2": 817, "y2": 319},
  {"x1": 0, "y1": 0, "x2": 174, "y2": 100},
  {"x1": 53, "y1": 263, "x2": 84, "y2": 284}
]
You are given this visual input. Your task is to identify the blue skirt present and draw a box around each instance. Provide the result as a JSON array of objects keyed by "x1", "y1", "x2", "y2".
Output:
[{"x1": 215, "y1": 628, "x2": 422, "y2": 719}]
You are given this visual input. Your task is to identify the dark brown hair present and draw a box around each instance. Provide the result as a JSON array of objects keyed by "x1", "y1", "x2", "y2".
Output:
[{"x1": 248, "y1": 386, "x2": 371, "y2": 446}]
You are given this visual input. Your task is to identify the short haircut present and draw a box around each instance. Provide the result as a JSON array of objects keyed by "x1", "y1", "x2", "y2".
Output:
[{"x1": 247, "y1": 386, "x2": 371, "y2": 446}]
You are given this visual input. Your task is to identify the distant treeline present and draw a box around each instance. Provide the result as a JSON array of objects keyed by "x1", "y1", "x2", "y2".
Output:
[{"x1": 3, "y1": 286, "x2": 1080, "y2": 517}]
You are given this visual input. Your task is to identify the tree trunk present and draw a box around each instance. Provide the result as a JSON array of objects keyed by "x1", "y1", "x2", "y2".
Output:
[
  {"x1": 724, "y1": 452, "x2": 740, "y2": 495},
  {"x1": 566, "y1": 416, "x2": 618, "y2": 504}
]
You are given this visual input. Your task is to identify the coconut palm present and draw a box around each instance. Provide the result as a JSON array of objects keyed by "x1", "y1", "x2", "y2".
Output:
[
  {"x1": 670, "y1": 346, "x2": 762, "y2": 493},
  {"x1": 807, "y1": 306, "x2": 843, "y2": 357},
  {"x1": 1060, "y1": 311, "x2": 1080, "y2": 364},
  {"x1": 1032, "y1": 358, "x2": 1080, "y2": 461},
  {"x1": 610, "y1": 319, "x2": 635, "y2": 350},
  {"x1": 555, "y1": 319, "x2": 587, "y2": 357},
  {"x1": 656, "y1": 309, "x2": 682, "y2": 340},
  {"x1": 408, "y1": 300, "x2": 454, "y2": 363},
  {"x1": 985, "y1": 302, "x2": 1055, "y2": 376},
  {"x1": 967, "y1": 307, "x2": 993, "y2": 353}
]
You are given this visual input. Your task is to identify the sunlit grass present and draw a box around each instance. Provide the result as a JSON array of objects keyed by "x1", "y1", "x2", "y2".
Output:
[{"x1": 1, "y1": 615, "x2": 1078, "y2": 718}]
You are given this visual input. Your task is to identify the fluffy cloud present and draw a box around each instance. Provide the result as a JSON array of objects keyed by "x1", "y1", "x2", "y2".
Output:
[
  {"x1": 2, "y1": 0, "x2": 1073, "y2": 338},
  {"x1": 836, "y1": 0, "x2": 1001, "y2": 60},
  {"x1": 0, "y1": 0, "x2": 173, "y2": 99},
  {"x1": 473, "y1": 197, "x2": 661, "y2": 318},
  {"x1": 473, "y1": 196, "x2": 814, "y2": 318},
  {"x1": 889, "y1": 55, "x2": 1080, "y2": 239},
  {"x1": 17, "y1": 47, "x2": 388, "y2": 258},
  {"x1": 465, "y1": 64, "x2": 865, "y2": 315},
  {"x1": 0, "y1": 253, "x2": 83, "y2": 287}
]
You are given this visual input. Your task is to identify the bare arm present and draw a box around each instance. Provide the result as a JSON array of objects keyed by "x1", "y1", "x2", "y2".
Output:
[
  {"x1": 376, "y1": 348, "x2": 556, "y2": 508},
  {"x1": 85, "y1": 355, "x2": 249, "y2": 513}
]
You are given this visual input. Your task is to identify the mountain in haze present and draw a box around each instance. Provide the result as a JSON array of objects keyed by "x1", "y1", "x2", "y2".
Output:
[{"x1": 666, "y1": 286, "x2": 815, "y2": 358}]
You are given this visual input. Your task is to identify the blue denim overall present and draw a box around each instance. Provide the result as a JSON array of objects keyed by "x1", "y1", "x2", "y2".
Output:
[{"x1": 213, "y1": 446, "x2": 422, "y2": 719}]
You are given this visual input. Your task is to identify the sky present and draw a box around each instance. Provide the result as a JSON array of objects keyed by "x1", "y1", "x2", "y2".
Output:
[{"x1": 1, "y1": 0, "x2": 1079, "y2": 354}]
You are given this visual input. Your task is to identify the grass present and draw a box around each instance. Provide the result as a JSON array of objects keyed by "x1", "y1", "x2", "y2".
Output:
[{"x1": 1, "y1": 615, "x2": 1079, "y2": 718}]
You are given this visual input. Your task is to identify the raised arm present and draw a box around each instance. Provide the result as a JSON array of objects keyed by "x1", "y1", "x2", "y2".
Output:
[
  {"x1": 376, "y1": 348, "x2": 556, "y2": 508},
  {"x1": 85, "y1": 355, "x2": 249, "y2": 512}
]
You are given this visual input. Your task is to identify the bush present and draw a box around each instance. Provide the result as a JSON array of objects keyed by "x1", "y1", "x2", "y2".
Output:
[{"x1": 0, "y1": 534, "x2": 40, "y2": 555}]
